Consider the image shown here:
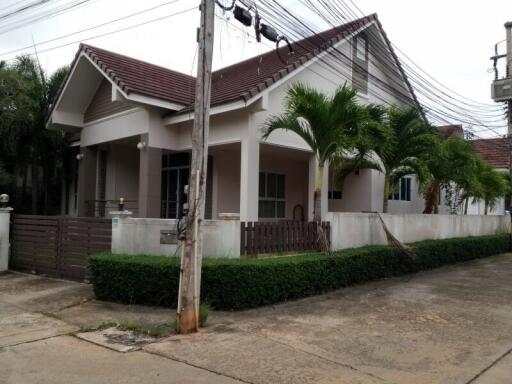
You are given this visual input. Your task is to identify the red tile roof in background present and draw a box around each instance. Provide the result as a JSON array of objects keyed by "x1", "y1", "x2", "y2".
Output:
[
  {"x1": 436, "y1": 124, "x2": 464, "y2": 139},
  {"x1": 471, "y1": 137, "x2": 509, "y2": 169},
  {"x1": 79, "y1": 14, "x2": 378, "y2": 109}
]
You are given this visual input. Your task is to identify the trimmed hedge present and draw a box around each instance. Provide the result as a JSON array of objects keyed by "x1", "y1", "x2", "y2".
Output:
[{"x1": 89, "y1": 234, "x2": 509, "y2": 310}]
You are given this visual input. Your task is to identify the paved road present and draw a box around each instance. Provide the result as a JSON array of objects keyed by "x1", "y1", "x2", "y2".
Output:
[{"x1": 2, "y1": 254, "x2": 512, "y2": 383}]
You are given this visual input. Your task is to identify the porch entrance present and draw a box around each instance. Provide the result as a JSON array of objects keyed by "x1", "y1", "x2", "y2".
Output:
[
  {"x1": 161, "y1": 153, "x2": 190, "y2": 219},
  {"x1": 9, "y1": 215, "x2": 111, "y2": 281}
]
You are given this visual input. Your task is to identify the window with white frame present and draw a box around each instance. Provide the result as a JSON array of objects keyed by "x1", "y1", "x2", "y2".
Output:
[
  {"x1": 388, "y1": 177, "x2": 412, "y2": 202},
  {"x1": 259, "y1": 172, "x2": 285, "y2": 218}
]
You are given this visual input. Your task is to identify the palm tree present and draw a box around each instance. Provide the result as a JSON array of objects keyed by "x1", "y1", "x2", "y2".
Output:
[
  {"x1": 421, "y1": 137, "x2": 480, "y2": 214},
  {"x1": 372, "y1": 107, "x2": 437, "y2": 213},
  {"x1": 262, "y1": 83, "x2": 367, "y2": 248},
  {"x1": 467, "y1": 161, "x2": 509, "y2": 215}
]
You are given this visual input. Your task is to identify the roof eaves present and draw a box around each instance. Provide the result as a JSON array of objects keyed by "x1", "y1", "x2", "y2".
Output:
[{"x1": 82, "y1": 44, "x2": 133, "y2": 96}]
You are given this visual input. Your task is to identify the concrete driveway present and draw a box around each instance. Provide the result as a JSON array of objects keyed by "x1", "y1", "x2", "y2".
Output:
[
  {"x1": 2, "y1": 254, "x2": 512, "y2": 383},
  {"x1": 0, "y1": 272, "x2": 241, "y2": 384},
  {"x1": 148, "y1": 254, "x2": 512, "y2": 384}
]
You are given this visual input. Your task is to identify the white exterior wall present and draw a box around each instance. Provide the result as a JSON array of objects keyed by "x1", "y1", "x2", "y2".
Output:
[
  {"x1": 467, "y1": 198, "x2": 506, "y2": 216},
  {"x1": 111, "y1": 216, "x2": 240, "y2": 258},
  {"x1": 327, "y1": 212, "x2": 510, "y2": 251}
]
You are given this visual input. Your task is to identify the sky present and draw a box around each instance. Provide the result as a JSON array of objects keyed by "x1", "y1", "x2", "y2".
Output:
[{"x1": 0, "y1": 0, "x2": 511, "y2": 136}]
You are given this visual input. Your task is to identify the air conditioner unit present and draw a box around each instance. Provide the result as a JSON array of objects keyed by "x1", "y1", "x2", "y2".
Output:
[{"x1": 491, "y1": 78, "x2": 512, "y2": 101}]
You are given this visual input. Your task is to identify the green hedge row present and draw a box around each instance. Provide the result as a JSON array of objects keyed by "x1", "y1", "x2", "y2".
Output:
[{"x1": 89, "y1": 234, "x2": 510, "y2": 310}]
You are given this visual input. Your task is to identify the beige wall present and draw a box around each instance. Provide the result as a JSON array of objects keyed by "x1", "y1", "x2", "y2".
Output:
[
  {"x1": 259, "y1": 145, "x2": 309, "y2": 221},
  {"x1": 105, "y1": 144, "x2": 139, "y2": 203},
  {"x1": 210, "y1": 145, "x2": 241, "y2": 217},
  {"x1": 328, "y1": 169, "x2": 373, "y2": 213}
]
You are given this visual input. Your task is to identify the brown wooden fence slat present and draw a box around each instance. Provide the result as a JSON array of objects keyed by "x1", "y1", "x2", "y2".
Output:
[
  {"x1": 10, "y1": 215, "x2": 112, "y2": 282},
  {"x1": 239, "y1": 220, "x2": 330, "y2": 257}
]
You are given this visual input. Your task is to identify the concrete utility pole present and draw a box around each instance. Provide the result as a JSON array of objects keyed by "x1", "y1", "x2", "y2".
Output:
[{"x1": 177, "y1": 0, "x2": 215, "y2": 334}]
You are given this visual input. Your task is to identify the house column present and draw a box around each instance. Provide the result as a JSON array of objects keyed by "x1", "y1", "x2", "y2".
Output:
[
  {"x1": 77, "y1": 146, "x2": 97, "y2": 217},
  {"x1": 138, "y1": 135, "x2": 162, "y2": 218},
  {"x1": 308, "y1": 155, "x2": 328, "y2": 221},
  {"x1": 240, "y1": 131, "x2": 260, "y2": 222}
]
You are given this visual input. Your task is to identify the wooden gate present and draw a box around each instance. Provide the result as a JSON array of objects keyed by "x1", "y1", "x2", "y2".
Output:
[
  {"x1": 240, "y1": 221, "x2": 330, "y2": 257},
  {"x1": 10, "y1": 215, "x2": 111, "y2": 281}
]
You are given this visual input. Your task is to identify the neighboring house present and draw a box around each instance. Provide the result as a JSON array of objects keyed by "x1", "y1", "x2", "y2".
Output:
[
  {"x1": 49, "y1": 14, "x2": 421, "y2": 221},
  {"x1": 469, "y1": 137, "x2": 509, "y2": 215}
]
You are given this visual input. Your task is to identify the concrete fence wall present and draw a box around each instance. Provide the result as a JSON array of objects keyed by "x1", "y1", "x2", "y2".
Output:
[
  {"x1": 0, "y1": 208, "x2": 13, "y2": 272},
  {"x1": 326, "y1": 212, "x2": 511, "y2": 251},
  {"x1": 111, "y1": 213, "x2": 240, "y2": 258},
  {"x1": 110, "y1": 211, "x2": 510, "y2": 258}
]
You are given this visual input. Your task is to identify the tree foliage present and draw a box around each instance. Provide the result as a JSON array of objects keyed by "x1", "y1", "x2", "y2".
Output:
[{"x1": 0, "y1": 55, "x2": 69, "y2": 213}]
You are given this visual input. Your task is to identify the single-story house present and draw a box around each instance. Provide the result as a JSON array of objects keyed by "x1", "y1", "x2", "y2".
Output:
[{"x1": 49, "y1": 14, "x2": 425, "y2": 221}]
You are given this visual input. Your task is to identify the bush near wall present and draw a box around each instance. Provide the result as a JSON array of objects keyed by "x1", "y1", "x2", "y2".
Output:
[{"x1": 89, "y1": 234, "x2": 510, "y2": 310}]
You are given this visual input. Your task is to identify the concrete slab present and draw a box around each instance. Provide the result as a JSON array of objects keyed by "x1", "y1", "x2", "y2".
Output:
[
  {"x1": 0, "y1": 272, "x2": 174, "y2": 332},
  {"x1": 0, "y1": 335, "x2": 242, "y2": 384},
  {"x1": 472, "y1": 350, "x2": 512, "y2": 384},
  {"x1": 146, "y1": 328, "x2": 385, "y2": 384},
  {"x1": 0, "y1": 271, "x2": 93, "y2": 312},
  {"x1": 76, "y1": 327, "x2": 157, "y2": 353},
  {"x1": 56, "y1": 300, "x2": 175, "y2": 331},
  {"x1": 0, "y1": 302, "x2": 77, "y2": 347}
]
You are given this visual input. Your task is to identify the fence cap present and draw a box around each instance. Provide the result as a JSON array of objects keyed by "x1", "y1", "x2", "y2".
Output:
[
  {"x1": 109, "y1": 210, "x2": 133, "y2": 217},
  {"x1": 218, "y1": 213, "x2": 240, "y2": 221}
]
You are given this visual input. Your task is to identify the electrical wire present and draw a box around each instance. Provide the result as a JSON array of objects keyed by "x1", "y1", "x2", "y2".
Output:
[
  {"x1": 0, "y1": 0, "x2": 186, "y2": 58},
  {"x1": 255, "y1": 0, "x2": 506, "y2": 136},
  {"x1": 1, "y1": 5, "x2": 198, "y2": 61}
]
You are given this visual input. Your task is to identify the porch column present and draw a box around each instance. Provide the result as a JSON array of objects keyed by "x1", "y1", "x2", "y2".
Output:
[
  {"x1": 77, "y1": 146, "x2": 97, "y2": 217},
  {"x1": 240, "y1": 134, "x2": 260, "y2": 222},
  {"x1": 308, "y1": 155, "x2": 328, "y2": 221},
  {"x1": 138, "y1": 138, "x2": 162, "y2": 218}
]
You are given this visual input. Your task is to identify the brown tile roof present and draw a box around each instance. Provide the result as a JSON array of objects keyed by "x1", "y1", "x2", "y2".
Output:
[
  {"x1": 471, "y1": 137, "x2": 509, "y2": 169},
  {"x1": 82, "y1": 44, "x2": 196, "y2": 106},
  {"x1": 436, "y1": 124, "x2": 464, "y2": 139},
  {"x1": 79, "y1": 14, "x2": 379, "y2": 110}
]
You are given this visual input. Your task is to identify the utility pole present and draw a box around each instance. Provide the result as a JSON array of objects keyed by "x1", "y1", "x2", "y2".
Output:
[{"x1": 177, "y1": 0, "x2": 215, "y2": 334}]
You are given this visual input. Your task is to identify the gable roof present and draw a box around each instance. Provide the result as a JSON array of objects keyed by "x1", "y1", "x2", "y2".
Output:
[
  {"x1": 82, "y1": 44, "x2": 196, "y2": 106},
  {"x1": 471, "y1": 137, "x2": 509, "y2": 169},
  {"x1": 54, "y1": 13, "x2": 420, "y2": 120}
]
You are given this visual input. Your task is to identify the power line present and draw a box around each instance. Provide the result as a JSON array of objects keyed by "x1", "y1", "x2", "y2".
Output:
[
  {"x1": 1, "y1": 5, "x2": 198, "y2": 60},
  {"x1": 0, "y1": 0, "x2": 185, "y2": 58},
  {"x1": 286, "y1": 0, "x2": 506, "y2": 135},
  {"x1": 0, "y1": 0, "x2": 93, "y2": 35}
]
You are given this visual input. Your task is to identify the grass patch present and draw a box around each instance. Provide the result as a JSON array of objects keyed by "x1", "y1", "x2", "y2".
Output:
[{"x1": 89, "y1": 234, "x2": 510, "y2": 310}]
